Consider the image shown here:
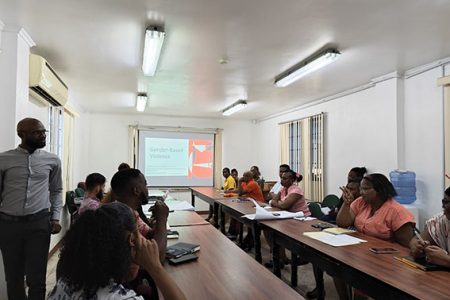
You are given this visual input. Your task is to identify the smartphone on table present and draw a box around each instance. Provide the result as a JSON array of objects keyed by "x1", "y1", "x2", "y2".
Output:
[{"x1": 369, "y1": 247, "x2": 398, "y2": 254}]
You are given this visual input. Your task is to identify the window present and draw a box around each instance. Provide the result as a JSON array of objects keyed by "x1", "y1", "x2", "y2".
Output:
[{"x1": 280, "y1": 113, "x2": 324, "y2": 201}]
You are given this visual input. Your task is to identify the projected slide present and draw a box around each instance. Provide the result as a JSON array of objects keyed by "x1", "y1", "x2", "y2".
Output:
[
  {"x1": 138, "y1": 130, "x2": 215, "y2": 187},
  {"x1": 145, "y1": 138, "x2": 189, "y2": 176}
]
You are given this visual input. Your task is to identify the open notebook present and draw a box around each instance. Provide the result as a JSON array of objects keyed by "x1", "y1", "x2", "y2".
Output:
[
  {"x1": 242, "y1": 199, "x2": 304, "y2": 220},
  {"x1": 303, "y1": 231, "x2": 366, "y2": 247}
]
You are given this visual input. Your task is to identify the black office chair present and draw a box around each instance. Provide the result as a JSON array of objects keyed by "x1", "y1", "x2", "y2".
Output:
[{"x1": 66, "y1": 190, "x2": 79, "y2": 225}]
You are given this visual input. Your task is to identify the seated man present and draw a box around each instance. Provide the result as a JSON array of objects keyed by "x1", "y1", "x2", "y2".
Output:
[
  {"x1": 223, "y1": 167, "x2": 237, "y2": 192},
  {"x1": 78, "y1": 173, "x2": 106, "y2": 215},
  {"x1": 238, "y1": 171, "x2": 264, "y2": 202},
  {"x1": 110, "y1": 168, "x2": 168, "y2": 264},
  {"x1": 221, "y1": 167, "x2": 237, "y2": 239},
  {"x1": 111, "y1": 169, "x2": 169, "y2": 299},
  {"x1": 238, "y1": 171, "x2": 264, "y2": 251}
]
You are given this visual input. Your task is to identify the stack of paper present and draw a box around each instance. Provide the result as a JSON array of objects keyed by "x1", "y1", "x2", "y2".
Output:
[
  {"x1": 303, "y1": 231, "x2": 366, "y2": 247},
  {"x1": 242, "y1": 199, "x2": 304, "y2": 220},
  {"x1": 323, "y1": 227, "x2": 356, "y2": 235}
]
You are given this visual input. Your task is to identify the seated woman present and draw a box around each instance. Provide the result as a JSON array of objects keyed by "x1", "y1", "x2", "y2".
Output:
[
  {"x1": 265, "y1": 170, "x2": 310, "y2": 268},
  {"x1": 48, "y1": 202, "x2": 186, "y2": 300},
  {"x1": 270, "y1": 170, "x2": 310, "y2": 214},
  {"x1": 336, "y1": 173, "x2": 415, "y2": 300},
  {"x1": 321, "y1": 167, "x2": 367, "y2": 223},
  {"x1": 307, "y1": 180, "x2": 362, "y2": 299},
  {"x1": 409, "y1": 186, "x2": 450, "y2": 267}
]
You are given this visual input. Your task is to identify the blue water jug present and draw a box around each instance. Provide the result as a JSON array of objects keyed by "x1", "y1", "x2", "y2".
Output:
[{"x1": 389, "y1": 170, "x2": 416, "y2": 204}]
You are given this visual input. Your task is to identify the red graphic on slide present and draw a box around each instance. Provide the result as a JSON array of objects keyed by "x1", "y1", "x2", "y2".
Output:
[{"x1": 188, "y1": 140, "x2": 213, "y2": 178}]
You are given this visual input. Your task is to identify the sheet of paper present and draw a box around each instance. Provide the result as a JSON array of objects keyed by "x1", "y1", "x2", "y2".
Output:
[
  {"x1": 294, "y1": 216, "x2": 317, "y2": 221},
  {"x1": 242, "y1": 199, "x2": 304, "y2": 220},
  {"x1": 142, "y1": 199, "x2": 195, "y2": 214},
  {"x1": 323, "y1": 227, "x2": 356, "y2": 235},
  {"x1": 303, "y1": 231, "x2": 366, "y2": 247}
]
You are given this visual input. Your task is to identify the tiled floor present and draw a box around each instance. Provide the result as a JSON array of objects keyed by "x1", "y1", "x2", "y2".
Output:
[{"x1": 46, "y1": 217, "x2": 340, "y2": 299}]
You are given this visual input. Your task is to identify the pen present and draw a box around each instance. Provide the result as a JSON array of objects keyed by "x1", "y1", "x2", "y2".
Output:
[
  {"x1": 414, "y1": 227, "x2": 425, "y2": 243},
  {"x1": 393, "y1": 256, "x2": 420, "y2": 270}
]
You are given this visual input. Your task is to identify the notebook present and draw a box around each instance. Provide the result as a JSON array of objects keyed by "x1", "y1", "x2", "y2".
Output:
[{"x1": 166, "y1": 242, "x2": 200, "y2": 258}]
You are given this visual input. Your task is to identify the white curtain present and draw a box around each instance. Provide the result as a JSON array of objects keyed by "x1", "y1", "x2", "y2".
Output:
[{"x1": 279, "y1": 113, "x2": 324, "y2": 202}]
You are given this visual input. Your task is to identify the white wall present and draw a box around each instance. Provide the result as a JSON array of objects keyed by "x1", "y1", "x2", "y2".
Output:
[
  {"x1": 404, "y1": 67, "x2": 445, "y2": 226},
  {"x1": 76, "y1": 112, "x2": 256, "y2": 189},
  {"x1": 254, "y1": 66, "x2": 448, "y2": 229},
  {"x1": 254, "y1": 79, "x2": 399, "y2": 193}
]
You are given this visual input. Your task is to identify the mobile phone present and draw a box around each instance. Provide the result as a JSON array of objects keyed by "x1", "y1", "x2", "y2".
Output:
[
  {"x1": 369, "y1": 247, "x2": 398, "y2": 254},
  {"x1": 168, "y1": 253, "x2": 199, "y2": 265},
  {"x1": 311, "y1": 223, "x2": 334, "y2": 230}
]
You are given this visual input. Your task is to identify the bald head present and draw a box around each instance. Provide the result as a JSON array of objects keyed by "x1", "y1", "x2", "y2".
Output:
[
  {"x1": 17, "y1": 118, "x2": 47, "y2": 151},
  {"x1": 242, "y1": 171, "x2": 253, "y2": 182}
]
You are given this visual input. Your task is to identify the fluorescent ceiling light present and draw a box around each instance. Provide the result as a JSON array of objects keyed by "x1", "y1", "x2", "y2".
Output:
[
  {"x1": 275, "y1": 49, "x2": 341, "y2": 87},
  {"x1": 136, "y1": 93, "x2": 148, "y2": 112},
  {"x1": 142, "y1": 27, "x2": 165, "y2": 76},
  {"x1": 222, "y1": 100, "x2": 247, "y2": 116}
]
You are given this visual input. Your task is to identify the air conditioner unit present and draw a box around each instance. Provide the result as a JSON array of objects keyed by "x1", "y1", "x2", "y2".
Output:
[{"x1": 29, "y1": 54, "x2": 68, "y2": 106}]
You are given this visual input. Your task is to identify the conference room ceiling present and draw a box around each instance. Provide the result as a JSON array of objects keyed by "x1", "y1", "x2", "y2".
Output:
[{"x1": 1, "y1": 0, "x2": 450, "y2": 120}]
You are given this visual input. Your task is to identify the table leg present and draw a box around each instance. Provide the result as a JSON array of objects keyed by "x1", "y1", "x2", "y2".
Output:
[
  {"x1": 273, "y1": 238, "x2": 281, "y2": 277},
  {"x1": 219, "y1": 206, "x2": 225, "y2": 233},
  {"x1": 238, "y1": 222, "x2": 244, "y2": 246},
  {"x1": 213, "y1": 203, "x2": 219, "y2": 228},
  {"x1": 191, "y1": 192, "x2": 195, "y2": 207},
  {"x1": 291, "y1": 254, "x2": 298, "y2": 287},
  {"x1": 252, "y1": 223, "x2": 262, "y2": 263},
  {"x1": 313, "y1": 265, "x2": 325, "y2": 300}
]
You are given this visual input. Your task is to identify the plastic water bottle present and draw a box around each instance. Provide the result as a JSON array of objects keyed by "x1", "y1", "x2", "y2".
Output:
[{"x1": 389, "y1": 170, "x2": 416, "y2": 204}]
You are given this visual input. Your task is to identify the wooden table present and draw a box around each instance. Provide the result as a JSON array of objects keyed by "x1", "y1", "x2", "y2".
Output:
[
  {"x1": 168, "y1": 210, "x2": 210, "y2": 227},
  {"x1": 165, "y1": 225, "x2": 303, "y2": 300},
  {"x1": 216, "y1": 198, "x2": 265, "y2": 263},
  {"x1": 190, "y1": 187, "x2": 267, "y2": 263},
  {"x1": 191, "y1": 187, "x2": 227, "y2": 226},
  {"x1": 260, "y1": 219, "x2": 450, "y2": 300}
]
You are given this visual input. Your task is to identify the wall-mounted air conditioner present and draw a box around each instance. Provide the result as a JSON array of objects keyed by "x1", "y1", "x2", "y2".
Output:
[{"x1": 29, "y1": 54, "x2": 68, "y2": 106}]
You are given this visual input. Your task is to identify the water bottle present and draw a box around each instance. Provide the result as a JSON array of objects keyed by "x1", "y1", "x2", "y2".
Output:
[{"x1": 389, "y1": 170, "x2": 416, "y2": 204}]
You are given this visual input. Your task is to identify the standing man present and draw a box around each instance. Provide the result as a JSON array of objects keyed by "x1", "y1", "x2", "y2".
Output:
[{"x1": 0, "y1": 118, "x2": 62, "y2": 300}]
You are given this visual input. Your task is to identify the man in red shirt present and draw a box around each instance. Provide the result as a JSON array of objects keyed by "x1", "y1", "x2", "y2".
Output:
[{"x1": 238, "y1": 171, "x2": 264, "y2": 202}]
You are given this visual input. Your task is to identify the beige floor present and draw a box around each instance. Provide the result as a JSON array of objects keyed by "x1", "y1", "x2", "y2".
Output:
[{"x1": 46, "y1": 218, "x2": 340, "y2": 299}]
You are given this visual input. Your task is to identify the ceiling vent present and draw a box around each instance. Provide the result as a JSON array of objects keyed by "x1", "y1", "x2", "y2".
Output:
[{"x1": 29, "y1": 54, "x2": 68, "y2": 106}]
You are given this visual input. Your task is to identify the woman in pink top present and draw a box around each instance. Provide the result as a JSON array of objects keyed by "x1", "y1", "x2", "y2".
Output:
[
  {"x1": 271, "y1": 170, "x2": 311, "y2": 216},
  {"x1": 265, "y1": 170, "x2": 310, "y2": 269},
  {"x1": 336, "y1": 173, "x2": 415, "y2": 300},
  {"x1": 337, "y1": 173, "x2": 414, "y2": 245}
]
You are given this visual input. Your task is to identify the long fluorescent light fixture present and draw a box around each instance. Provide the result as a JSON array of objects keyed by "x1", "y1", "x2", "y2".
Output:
[
  {"x1": 136, "y1": 93, "x2": 148, "y2": 112},
  {"x1": 275, "y1": 49, "x2": 341, "y2": 87},
  {"x1": 142, "y1": 27, "x2": 165, "y2": 76},
  {"x1": 222, "y1": 100, "x2": 247, "y2": 116}
]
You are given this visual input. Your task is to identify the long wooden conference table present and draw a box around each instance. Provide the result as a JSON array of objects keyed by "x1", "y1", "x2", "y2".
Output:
[
  {"x1": 164, "y1": 210, "x2": 301, "y2": 300},
  {"x1": 191, "y1": 187, "x2": 450, "y2": 300},
  {"x1": 191, "y1": 187, "x2": 264, "y2": 262}
]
